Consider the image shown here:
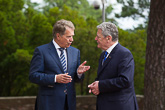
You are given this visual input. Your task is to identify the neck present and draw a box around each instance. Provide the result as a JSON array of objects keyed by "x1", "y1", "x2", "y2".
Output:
[{"x1": 104, "y1": 41, "x2": 116, "y2": 50}]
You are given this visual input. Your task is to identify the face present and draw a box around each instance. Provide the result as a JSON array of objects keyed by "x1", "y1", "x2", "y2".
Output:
[
  {"x1": 56, "y1": 27, "x2": 74, "y2": 48},
  {"x1": 95, "y1": 29, "x2": 108, "y2": 50}
]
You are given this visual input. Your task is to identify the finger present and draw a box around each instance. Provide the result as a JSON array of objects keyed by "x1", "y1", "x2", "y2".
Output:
[
  {"x1": 63, "y1": 75, "x2": 72, "y2": 78},
  {"x1": 63, "y1": 73, "x2": 72, "y2": 78},
  {"x1": 59, "y1": 74, "x2": 71, "y2": 83},
  {"x1": 89, "y1": 82, "x2": 95, "y2": 87},
  {"x1": 83, "y1": 66, "x2": 90, "y2": 72},
  {"x1": 61, "y1": 79, "x2": 71, "y2": 83},
  {"x1": 85, "y1": 66, "x2": 90, "y2": 70},
  {"x1": 80, "y1": 61, "x2": 87, "y2": 66},
  {"x1": 88, "y1": 85, "x2": 93, "y2": 89},
  {"x1": 63, "y1": 76, "x2": 72, "y2": 81},
  {"x1": 90, "y1": 86, "x2": 95, "y2": 90},
  {"x1": 92, "y1": 89, "x2": 96, "y2": 94},
  {"x1": 93, "y1": 90, "x2": 98, "y2": 95},
  {"x1": 64, "y1": 73, "x2": 71, "y2": 77},
  {"x1": 89, "y1": 89, "x2": 92, "y2": 93},
  {"x1": 88, "y1": 84, "x2": 91, "y2": 88}
]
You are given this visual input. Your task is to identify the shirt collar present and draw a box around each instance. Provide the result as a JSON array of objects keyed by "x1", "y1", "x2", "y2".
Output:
[
  {"x1": 106, "y1": 41, "x2": 118, "y2": 54},
  {"x1": 52, "y1": 39, "x2": 66, "y2": 50}
]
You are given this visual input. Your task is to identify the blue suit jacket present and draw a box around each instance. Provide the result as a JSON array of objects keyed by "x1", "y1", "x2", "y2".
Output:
[
  {"x1": 29, "y1": 41, "x2": 84, "y2": 110},
  {"x1": 96, "y1": 43, "x2": 138, "y2": 110}
]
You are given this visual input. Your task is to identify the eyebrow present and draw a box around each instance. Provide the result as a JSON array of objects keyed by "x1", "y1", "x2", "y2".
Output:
[{"x1": 66, "y1": 35, "x2": 73, "y2": 38}]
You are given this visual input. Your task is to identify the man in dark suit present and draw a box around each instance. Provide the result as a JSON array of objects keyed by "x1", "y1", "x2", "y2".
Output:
[
  {"x1": 29, "y1": 19, "x2": 90, "y2": 110},
  {"x1": 88, "y1": 22, "x2": 138, "y2": 110}
]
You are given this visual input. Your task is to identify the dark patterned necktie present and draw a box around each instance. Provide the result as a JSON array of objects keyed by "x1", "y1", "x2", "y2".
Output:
[{"x1": 59, "y1": 48, "x2": 67, "y2": 73}]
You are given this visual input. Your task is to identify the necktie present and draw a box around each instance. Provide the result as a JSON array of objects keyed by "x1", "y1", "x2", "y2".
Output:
[
  {"x1": 59, "y1": 48, "x2": 67, "y2": 73},
  {"x1": 102, "y1": 51, "x2": 108, "y2": 65}
]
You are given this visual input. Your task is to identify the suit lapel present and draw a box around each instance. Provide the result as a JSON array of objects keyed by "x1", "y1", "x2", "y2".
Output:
[
  {"x1": 102, "y1": 54, "x2": 112, "y2": 68},
  {"x1": 97, "y1": 52, "x2": 105, "y2": 75},
  {"x1": 97, "y1": 43, "x2": 120, "y2": 76},
  {"x1": 98, "y1": 53, "x2": 113, "y2": 75},
  {"x1": 48, "y1": 42, "x2": 64, "y2": 72},
  {"x1": 66, "y1": 47, "x2": 72, "y2": 73}
]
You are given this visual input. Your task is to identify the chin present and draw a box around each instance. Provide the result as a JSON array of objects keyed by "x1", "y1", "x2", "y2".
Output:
[{"x1": 67, "y1": 45, "x2": 71, "y2": 48}]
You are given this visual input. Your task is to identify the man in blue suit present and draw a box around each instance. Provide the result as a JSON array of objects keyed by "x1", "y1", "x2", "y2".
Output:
[
  {"x1": 29, "y1": 19, "x2": 90, "y2": 110},
  {"x1": 88, "y1": 22, "x2": 138, "y2": 110}
]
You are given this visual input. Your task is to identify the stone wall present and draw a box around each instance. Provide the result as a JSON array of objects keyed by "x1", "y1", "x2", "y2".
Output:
[{"x1": 0, "y1": 95, "x2": 144, "y2": 110}]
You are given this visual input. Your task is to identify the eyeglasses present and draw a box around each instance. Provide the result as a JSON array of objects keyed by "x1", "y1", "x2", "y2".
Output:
[{"x1": 96, "y1": 35, "x2": 101, "y2": 39}]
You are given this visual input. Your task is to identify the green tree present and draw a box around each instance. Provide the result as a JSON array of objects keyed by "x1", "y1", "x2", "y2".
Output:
[
  {"x1": 42, "y1": 0, "x2": 103, "y2": 22},
  {"x1": 115, "y1": 0, "x2": 150, "y2": 29},
  {"x1": 0, "y1": 49, "x2": 33, "y2": 96},
  {"x1": 28, "y1": 13, "x2": 52, "y2": 48}
]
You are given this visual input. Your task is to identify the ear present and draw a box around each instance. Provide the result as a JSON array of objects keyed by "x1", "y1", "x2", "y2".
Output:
[
  {"x1": 56, "y1": 33, "x2": 60, "y2": 40},
  {"x1": 106, "y1": 36, "x2": 112, "y2": 42}
]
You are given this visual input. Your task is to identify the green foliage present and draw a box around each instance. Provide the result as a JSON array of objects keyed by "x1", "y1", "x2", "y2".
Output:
[
  {"x1": 73, "y1": 17, "x2": 101, "y2": 95},
  {"x1": 0, "y1": 0, "x2": 146, "y2": 96},
  {"x1": 29, "y1": 13, "x2": 52, "y2": 48},
  {"x1": 42, "y1": 0, "x2": 103, "y2": 22},
  {"x1": 0, "y1": 49, "x2": 33, "y2": 96},
  {"x1": 115, "y1": 0, "x2": 150, "y2": 29},
  {"x1": 0, "y1": 0, "x2": 13, "y2": 12},
  {"x1": 116, "y1": 0, "x2": 150, "y2": 19}
]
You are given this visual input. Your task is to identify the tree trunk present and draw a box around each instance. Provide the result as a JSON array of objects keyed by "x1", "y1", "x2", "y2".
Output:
[{"x1": 144, "y1": 0, "x2": 165, "y2": 110}]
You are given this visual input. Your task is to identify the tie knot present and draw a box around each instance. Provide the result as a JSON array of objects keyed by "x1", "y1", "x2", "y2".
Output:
[{"x1": 59, "y1": 48, "x2": 65, "y2": 52}]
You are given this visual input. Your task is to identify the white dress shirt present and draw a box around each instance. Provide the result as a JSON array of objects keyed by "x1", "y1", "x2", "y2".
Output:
[
  {"x1": 105, "y1": 41, "x2": 118, "y2": 58},
  {"x1": 53, "y1": 40, "x2": 68, "y2": 82}
]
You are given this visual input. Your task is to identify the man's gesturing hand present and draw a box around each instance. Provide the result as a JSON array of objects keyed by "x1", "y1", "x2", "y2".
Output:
[{"x1": 77, "y1": 61, "x2": 90, "y2": 74}]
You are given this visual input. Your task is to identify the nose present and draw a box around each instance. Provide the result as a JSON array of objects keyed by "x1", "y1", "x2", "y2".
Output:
[{"x1": 70, "y1": 36, "x2": 73, "y2": 42}]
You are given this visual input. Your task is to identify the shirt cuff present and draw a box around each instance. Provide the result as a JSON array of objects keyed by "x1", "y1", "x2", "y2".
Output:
[
  {"x1": 77, "y1": 73, "x2": 82, "y2": 78},
  {"x1": 77, "y1": 69, "x2": 83, "y2": 78},
  {"x1": 54, "y1": 75, "x2": 57, "y2": 82}
]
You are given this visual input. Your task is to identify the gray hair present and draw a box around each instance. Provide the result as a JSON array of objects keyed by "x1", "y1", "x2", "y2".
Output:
[
  {"x1": 52, "y1": 19, "x2": 75, "y2": 38},
  {"x1": 97, "y1": 22, "x2": 118, "y2": 41}
]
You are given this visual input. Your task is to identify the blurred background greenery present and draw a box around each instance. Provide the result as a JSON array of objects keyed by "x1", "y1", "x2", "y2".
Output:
[{"x1": 0, "y1": 0, "x2": 149, "y2": 96}]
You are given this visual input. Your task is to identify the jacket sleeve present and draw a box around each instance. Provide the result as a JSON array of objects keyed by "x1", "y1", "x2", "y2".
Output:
[
  {"x1": 29, "y1": 47, "x2": 55, "y2": 86},
  {"x1": 74, "y1": 50, "x2": 84, "y2": 82}
]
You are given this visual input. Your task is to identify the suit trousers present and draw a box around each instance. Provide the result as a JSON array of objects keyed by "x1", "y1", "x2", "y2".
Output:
[{"x1": 64, "y1": 95, "x2": 68, "y2": 110}]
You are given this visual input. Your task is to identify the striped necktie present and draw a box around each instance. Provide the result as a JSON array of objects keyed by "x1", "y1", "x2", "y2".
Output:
[{"x1": 59, "y1": 48, "x2": 67, "y2": 73}]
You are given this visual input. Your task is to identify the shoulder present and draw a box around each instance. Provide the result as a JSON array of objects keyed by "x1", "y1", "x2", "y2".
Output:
[
  {"x1": 116, "y1": 43, "x2": 131, "y2": 52},
  {"x1": 68, "y1": 46, "x2": 80, "y2": 52},
  {"x1": 115, "y1": 43, "x2": 133, "y2": 57},
  {"x1": 35, "y1": 42, "x2": 52, "y2": 50},
  {"x1": 33, "y1": 42, "x2": 52, "y2": 54},
  {"x1": 37, "y1": 43, "x2": 51, "y2": 49}
]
